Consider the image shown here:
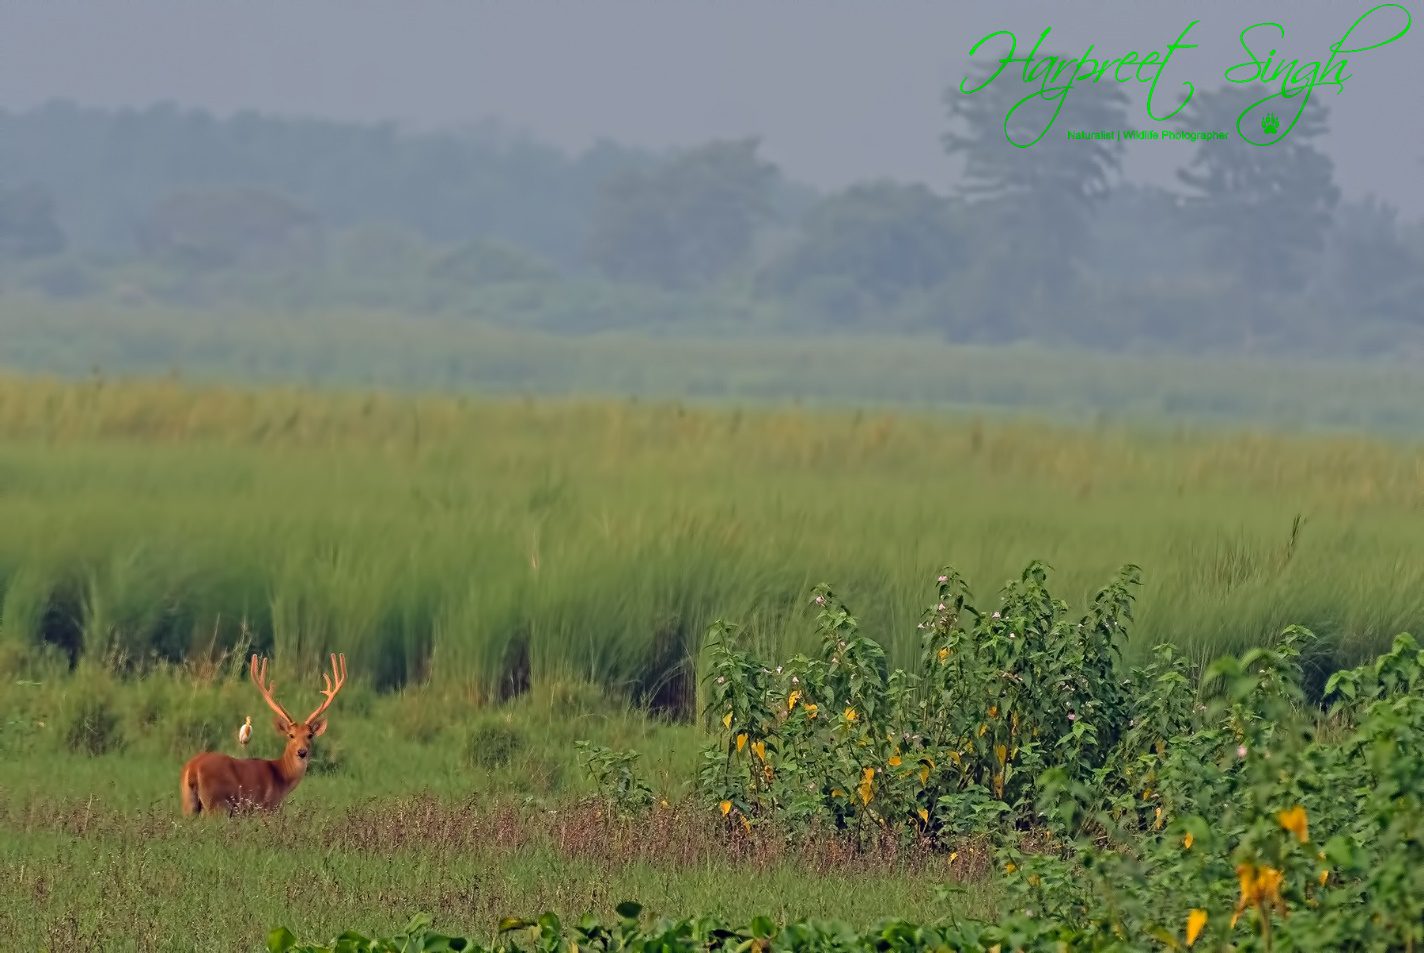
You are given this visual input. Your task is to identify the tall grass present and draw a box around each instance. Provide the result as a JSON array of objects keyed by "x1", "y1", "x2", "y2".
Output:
[{"x1": 2, "y1": 372, "x2": 1423, "y2": 706}]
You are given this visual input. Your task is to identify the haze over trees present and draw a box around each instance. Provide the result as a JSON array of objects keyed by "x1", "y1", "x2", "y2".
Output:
[{"x1": 1, "y1": 88, "x2": 1421, "y2": 361}]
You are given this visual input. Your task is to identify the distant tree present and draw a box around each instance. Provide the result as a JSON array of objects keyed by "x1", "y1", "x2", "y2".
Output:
[
  {"x1": 136, "y1": 186, "x2": 321, "y2": 271},
  {"x1": 329, "y1": 223, "x2": 430, "y2": 280},
  {"x1": 0, "y1": 102, "x2": 664, "y2": 266},
  {"x1": 942, "y1": 59, "x2": 1130, "y2": 296},
  {"x1": 0, "y1": 183, "x2": 67, "y2": 259},
  {"x1": 585, "y1": 138, "x2": 779, "y2": 289},
  {"x1": 1320, "y1": 196, "x2": 1424, "y2": 323},
  {"x1": 758, "y1": 181, "x2": 969, "y2": 325},
  {"x1": 429, "y1": 237, "x2": 557, "y2": 286},
  {"x1": 1175, "y1": 86, "x2": 1340, "y2": 293}
]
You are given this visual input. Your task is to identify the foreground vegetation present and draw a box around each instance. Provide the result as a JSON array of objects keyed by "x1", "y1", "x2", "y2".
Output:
[
  {"x1": 0, "y1": 642, "x2": 992, "y2": 951},
  {"x1": 266, "y1": 566, "x2": 1423, "y2": 951},
  {"x1": 7, "y1": 564, "x2": 1417, "y2": 950}
]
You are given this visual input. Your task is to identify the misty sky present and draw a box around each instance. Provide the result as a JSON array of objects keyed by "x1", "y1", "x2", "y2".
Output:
[{"x1": 3, "y1": 1, "x2": 1420, "y2": 212}]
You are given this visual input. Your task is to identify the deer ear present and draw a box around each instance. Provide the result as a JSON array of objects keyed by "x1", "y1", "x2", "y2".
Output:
[
  {"x1": 273, "y1": 716, "x2": 291, "y2": 734},
  {"x1": 310, "y1": 718, "x2": 328, "y2": 737}
]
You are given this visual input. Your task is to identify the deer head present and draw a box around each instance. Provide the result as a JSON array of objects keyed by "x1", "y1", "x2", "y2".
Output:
[{"x1": 249, "y1": 652, "x2": 347, "y2": 772}]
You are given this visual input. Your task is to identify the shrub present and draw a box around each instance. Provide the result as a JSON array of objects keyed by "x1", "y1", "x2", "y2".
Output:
[
  {"x1": 590, "y1": 562, "x2": 1424, "y2": 951},
  {"x1": 465, "y1": 715, "x2": 525, "y2": 770},
  {"x1": 165, "y1": 705, "x2": 227, "y2": 757},
  {"x1": 697, "y1": 561, "x2": 1146, "y2": 846},
  {"x1": 306, "y1": 736, "x2": 347, "y2": 776},
  {"x1": 62, "y1": 693, "x2": 125, "y2": 756}
]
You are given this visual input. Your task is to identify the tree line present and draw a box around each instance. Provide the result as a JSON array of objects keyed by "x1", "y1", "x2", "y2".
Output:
[{"x1": 1, "y1": 85, "x2": 1421, "y2": 359}]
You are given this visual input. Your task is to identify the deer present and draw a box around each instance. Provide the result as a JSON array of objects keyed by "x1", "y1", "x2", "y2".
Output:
[{"x1": 180, "y1": 652, "x2": 347, "y2": 816}]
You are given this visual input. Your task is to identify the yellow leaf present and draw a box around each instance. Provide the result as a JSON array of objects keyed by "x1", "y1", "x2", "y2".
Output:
[
  {"x1": 831, "y1": 788, "x2": 846, "y2": 798},
  {"x1": 719, "y1": 800, "x2": 732, "y2": 816},
  {"x1": 988, "y1": 704, "x2": 998, "y2": 719},
  {"x1": 1154, "y1": 806, "x2": 1164, "y2": 830},
  {"x1": 1186, "y1": 909, "x2": 1207, "y2": 946},
  {"x1": 995, "y1": 744, "x2": 1007, "y2": 766},
  {"x1": 844, "y1": 707, "x2": 858, "y2": 722},
  {"x1": 1277, "y1": 805, "x2": 1309, "y2": 844},
  {"x1": 1318, "y1": 868, "x2": 1329, "y2": 886},
  {"x1": 1257, "y1": 866, "x2": 1284, "y2": 908},
  {"x1": 977, "y1": 723, "x2": 988, "y2": 737},
  {"x1": 917, "y1": 808, "x2": 929, "y2": 824},
  {"x1": 787, "y1": 690, "x2": 801, "y2": 711},
  {"x1": 1183, "y1": 832, "x2": 1194, "y2": 850},
  {"x1": 858, "y1": 766, "x2": 876, "y2": 805},
  {"x1": 1236, "y1": 863, "x2": 1256, "y2": 903},
  {"x1": 740, "y1": 816, "x2": 751, "y2": 833},
  {"x1": 1004, "y1": 861, "x2": 1017, "y2": 874},
  {"x1": 888, "y1": 754, "x2": 902, "y2": 768},
  {"x1": 736, "y1": 733, "x2": 747, "y2": 752},
  {"x1": 937, "y1": 647, "x2": 949, "y2": 663},
  {"x1": 723, "y1": 712, "x2": 732, "y2": 729},
  {"x1": 1235, "y1": 863, "x2": 1286, "y2": 920},
  {"x1": 948, "y1": 851, "x2": 958, "y2": 864},
  {"x1": 751, "y1": 739, "x2": 766, "y2": 762},
  {"x1": 804, "y1": 703, "x2": 818, "y2": 718}
]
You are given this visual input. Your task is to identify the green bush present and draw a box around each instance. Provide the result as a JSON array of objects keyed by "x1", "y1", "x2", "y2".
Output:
[
  {"x1": 465, "y1": 716, "x2": 525, "y2": 770},
  {"x1": 165, "y1": 704, "x2": 228, "y2": 758},
  {"x1": 586, "y1": 563, "x2": 1424, "y2": 951},
  {"x1": 62, "y1": 693, "x2": 125, "y2": 756}
]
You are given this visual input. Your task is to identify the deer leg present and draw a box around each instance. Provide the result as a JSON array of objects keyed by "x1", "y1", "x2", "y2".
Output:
[{"x1": 180, "y1": 768, "x2": 202, "y2": 816}]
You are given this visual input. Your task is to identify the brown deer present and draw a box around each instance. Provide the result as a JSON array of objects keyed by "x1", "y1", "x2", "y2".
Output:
[{"x1": 180, "y1": 652, "x2": 347, "y2": 816}]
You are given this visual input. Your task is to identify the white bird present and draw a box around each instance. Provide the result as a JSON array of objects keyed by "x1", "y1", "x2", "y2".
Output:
[{"x1": 237, "y1": 715, "x2": 253, "y2": 748}]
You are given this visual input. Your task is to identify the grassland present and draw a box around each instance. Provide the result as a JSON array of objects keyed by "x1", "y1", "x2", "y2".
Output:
[
  {"x1": 2, "y1": 371, "x2": 1424, "y2": 704},
  {"x1": 0, "y1": 658, "x2": 995, "y2": 951},
  {"x1": 6, "y1": 297, "x2": 1424, "y2": 434},
  {"x1": 2, "y1": 369, "x2": 1423, "y2": 950}
]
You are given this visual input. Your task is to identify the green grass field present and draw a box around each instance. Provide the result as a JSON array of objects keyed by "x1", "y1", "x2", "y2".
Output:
[
  {"x1": 2, "y1": 370, "x2": 1423, "y2": 950},
  {"x1": 0, "y1": 658, "x2": 997, "y2": 951},
  {"x1": 2, "y1": 371, "x2": 1422, "y2": 700}
]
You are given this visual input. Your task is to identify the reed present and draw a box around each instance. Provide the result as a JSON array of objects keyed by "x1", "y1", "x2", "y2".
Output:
[{"x1": 1, "y1": 372, "x2": 1421, "y2": 706}]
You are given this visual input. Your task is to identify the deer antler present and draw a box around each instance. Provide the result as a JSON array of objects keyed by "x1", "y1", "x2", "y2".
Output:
[
  {"x1": 249, "y1": 654, "x2": 295, "y2": 724},
  {"x1": 302, "y1": 653, "x2": 347, "y2": 725}
]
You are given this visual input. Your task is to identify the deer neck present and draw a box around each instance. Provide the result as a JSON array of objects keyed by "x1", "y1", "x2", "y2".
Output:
[{"x1": 273, "y1": 751, "x2": 310, "y2": 788}]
